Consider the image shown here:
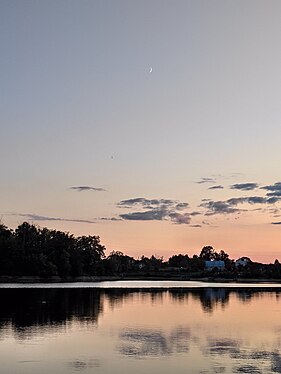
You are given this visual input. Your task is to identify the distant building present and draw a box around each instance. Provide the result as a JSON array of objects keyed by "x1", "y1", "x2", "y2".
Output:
[
  {"x1": 235, "y1": 257, "x2": 251, "y2": 268},
  {"x1": 205, "y1": 260, "x2": 225, "y2": 270}
]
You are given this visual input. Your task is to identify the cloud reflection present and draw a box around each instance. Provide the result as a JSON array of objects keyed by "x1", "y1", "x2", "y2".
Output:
[
  {"x1": 118, "y1": 326, "x2": 190, "y2": 358},
  {"x1": 67, "y1": 358, "x2": 100, "y2": 371}
]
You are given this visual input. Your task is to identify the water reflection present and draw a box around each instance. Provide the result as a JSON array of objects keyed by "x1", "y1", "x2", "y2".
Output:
[
  {"x1": 0, "y1": 288, "x2": 103, "y2": 339},
  {"x1": 67, "y1": 358, "x2": 100, "y2": 371},
  {"x1": 1, "y1": 287, "x2": 281, "y2": 373},
  {"x1": 1, "y1": 287, "x2": 281, "y2": 333},
  {"x1": 119, "y1": 326, "x2": 190, "y2": 358}
]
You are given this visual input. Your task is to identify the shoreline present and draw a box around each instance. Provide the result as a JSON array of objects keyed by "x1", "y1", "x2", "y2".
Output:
[{"x1": 1, "y1": 275, "x2": 281, "y2": 284}]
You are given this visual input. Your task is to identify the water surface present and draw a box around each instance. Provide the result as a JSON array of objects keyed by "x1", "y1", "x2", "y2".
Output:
[{"x1": 1, "y1": 283, "x2": 281, "y2": 373}]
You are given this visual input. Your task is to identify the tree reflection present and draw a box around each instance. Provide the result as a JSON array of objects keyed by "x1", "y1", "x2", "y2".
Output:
[
  {"x1": 0, "y1": 288, "x2": 104, "y2": 338},
  {"x1": 169, "y1": 288, "x2": 230, "y2": 313},
  {"x1": 170, "y1": 287, "x2": 281, "y2": 314},
  {"x1": 1, "y1": 287, "x2": 281, "y2": 341}
]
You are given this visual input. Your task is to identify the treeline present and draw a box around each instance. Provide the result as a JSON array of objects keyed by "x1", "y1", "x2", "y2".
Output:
[
  {"x1": 0, "y1": 222, "x2": 106, "y2": 277},
  {"x1": 0, "y1": 222, "x2": 280, "y2": 279},
  {"x1": 0, "y1": 223, "x2": 228, "y2": 277}
]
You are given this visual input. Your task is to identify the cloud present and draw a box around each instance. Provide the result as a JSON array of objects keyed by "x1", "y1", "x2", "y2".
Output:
[
  {"x1": 70, "y1": 186, "x2": 106, "y2": 192},
  {"x1": 200, "y1": 195, "x2": 280, "y2": 215},
  {"x1": 196, "y1": 177, "x2": 216, "y2": 184},
  {"x1": 227, "y1": 196, "x2": 279, "y2": 205},
  {"x1": 230, "y1": 183, "x2": 259, "y2": 191},
  {"x1": 190, "y1": 211, "x2": 201, "y2": 216},
  {"x1": 169, "y1": 212, "x2": 191, "y2": 224},
  {"x1": 271, "y1": 222, "x2": 281, "y2": 225},
  {"x1": 267, "y1": 191, "x2": 281, "y2": 197},
  {"x1": 200, "y1": 200, "x2": 241, "y2": 215},
  {"x1": 261, "y1": 182, "x2": 281, "y2": 197},
  {"x1": 120, "y1": 210, "x2": 167, "y2": 221},
  {"x1": 99, "y1": 217, "x2": 122, "y2": 221},
  {"x1": 117, "y1": 198, "x2": 181, "y2": 208},
  {"x1": 266, "y1": 197, "x2": 281, "y2": 204},
  {"x1": 202, "y1": 221, "x2": 210, "y2": 225},
  {"x1": 226, "y1": 197, "x2": 264, "y2": 205},
  {"x1": 14, "y1": 212, "x2": 124, "y2": 224},
  {"x1": 230, "y1": 172, "x2": 244, "y2": 177},
  {"x1": 117, "y1": 198, "x2": 191, "y2": 224},
  {"x1": 15, "y1": 213, "x2": 96, "y2": 224},
  {"x1": 175, "y1": 202, "x2": 189, "y2": 210},
  {"x1": 208, "y1": 185, "x2": 224, "y2": 190},
  {"x1": 261, "y1": 182, "x2": 281, "y2": 191}
]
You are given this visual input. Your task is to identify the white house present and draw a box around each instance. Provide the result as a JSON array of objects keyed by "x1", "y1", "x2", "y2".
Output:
[
  {"x1": 205, "y1": 260, "x2": 225, "y2": 270},
  {"x1": 235, "y1": 257, "x2": 251, "y2": 268}
]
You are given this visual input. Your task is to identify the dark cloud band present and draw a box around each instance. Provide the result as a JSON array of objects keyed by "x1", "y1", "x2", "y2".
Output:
[
  {"x1": 14, "y1": 213, "x2": 96, "y2": 224},
  {"x1": 230, "y1": 183, "x2": 259, "y2": 191},
  {"x1": 208, "y1": 185, "x2": 224, "y2": 190},
  {"x1": 70, "y1": 186, "x2": 106, "y2": 192},
  {"x1": 117, "y1": 197, "x2": 191, "y2": 224},
  {"x1": 201, "y1": 195, "x2": 280, "y2": 215}
]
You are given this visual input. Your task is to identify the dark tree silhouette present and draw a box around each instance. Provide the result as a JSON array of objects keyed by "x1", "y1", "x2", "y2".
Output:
[
  {"x1": 0, "y1": 222, "x2": 279, "y2": 279},
  {"x1": 168, "y1": 254, "x2": 189, "y2": 268},
  {"x1": 199, "y1": 246, "x2": 216, "y2": 261},
  {"x1": 0, "y1": 223, "x2": 106, "y2": 277}
]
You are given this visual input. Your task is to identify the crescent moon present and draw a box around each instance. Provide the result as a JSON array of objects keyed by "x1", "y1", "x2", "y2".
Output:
[{"x1": 149, "y1": 67, "x2": 153, "y2": 73}]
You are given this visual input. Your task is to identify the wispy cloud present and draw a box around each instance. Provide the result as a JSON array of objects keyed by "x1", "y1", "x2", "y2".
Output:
[
  {"x1": 14, "y1": 213, "x2": 96, "y2": 224},
  {"x1": 230, "y1": 183, "x2": 259, "y2": 191},
  {"x1": 117, "y1": 198, "x2": 191, "y2": 224},
  {"x1": 190, "y1": 211, "x2": 201, "y2": 216},
  {"x1": 70, "y1": 186, "x2": 106, "y2": 192},
  {"x1": 196, "y1": 177, "x2": 216, "y2": 184},
  {"x1": 208, "y1": 185, "x2": 224, "y2": 190},
  {"x1": 230, "y1": 172, "x2": 244, "y2": 178},
  {"x1": 99, "y1": 217, "x2": 122, "y2": 221}
]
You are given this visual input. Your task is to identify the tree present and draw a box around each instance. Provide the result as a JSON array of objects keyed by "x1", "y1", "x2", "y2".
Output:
[
  {"x1": 199, "y1": 246, "x2": 216, "y2": 261},
  {"x1": 0, "y1": 224, "x2": 14, "y2": 275},
  {"x1": 214, "y1": 250, "x2": 229, "y2": 261},
  {"x1": 168, "y1": 254, "x2": 189, "y2": 268},
  {"x1": 75, "y1": 235, "x2": 106, "y2": 275},
  {"x1": 106, "y1": 251, "x2": 134, "y2": 273},
  {"x1": 189, "y1": 255, "x2": 205, "y2": 271},
  {"x1": 149, "y1": 255, "x2": 163, "y2": 271},
  {"x1": 15, "y1": 222, "x2": 40, "y2": 254},
  {"x1": 46, "y1": 230, "x2": 74, "y2": 277}
]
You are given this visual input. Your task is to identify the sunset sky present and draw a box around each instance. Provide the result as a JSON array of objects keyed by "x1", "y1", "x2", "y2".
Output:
[{"x1": 1, "y1": 0, "x2": 281, "y2": 262}]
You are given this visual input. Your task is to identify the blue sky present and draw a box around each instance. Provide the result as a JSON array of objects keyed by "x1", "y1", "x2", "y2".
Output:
[{"x1": 1, "y1": 0, "x2": 281, "y2": 261}]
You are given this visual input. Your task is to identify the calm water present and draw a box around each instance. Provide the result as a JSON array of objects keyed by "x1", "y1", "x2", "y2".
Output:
[{"x1": 1, "y1": 282, "x2": 281, "y2": 373}]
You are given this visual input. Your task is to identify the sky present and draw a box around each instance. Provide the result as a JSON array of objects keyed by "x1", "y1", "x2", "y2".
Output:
[{"x1": 1, "y1": 0, "x2": 281, "y2": 262}]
